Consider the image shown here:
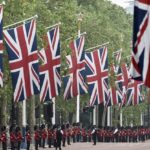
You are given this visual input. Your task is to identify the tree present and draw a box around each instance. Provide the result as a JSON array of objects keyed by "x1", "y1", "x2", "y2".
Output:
[{"x1": 0, "y1": 0, "x2": 142, "y2": 127}]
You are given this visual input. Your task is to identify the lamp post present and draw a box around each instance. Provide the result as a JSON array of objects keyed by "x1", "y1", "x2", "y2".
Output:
[{"x1": 76, "y1": 12, "x2": 83, "y2": 124}]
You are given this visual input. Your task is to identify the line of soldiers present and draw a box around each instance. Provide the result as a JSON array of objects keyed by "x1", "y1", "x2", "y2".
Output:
[
  {"x1": 96, "y1": 126, "x2": 150, "y2": 143},
  {"x1": 33, "y1": 124, "x2": 150, "y2": 149},
  {"x1": 0, "y1": 126, "x2": 23, "y2": 150},
  {"x1": 34, "y1": 124, "x2": 64, "y2": 150},
  {"x1": 0, "y1": 124, "x2": 150, "y2": 150}
]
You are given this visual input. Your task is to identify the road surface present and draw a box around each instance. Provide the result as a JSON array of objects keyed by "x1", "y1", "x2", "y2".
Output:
[{"x1": 36, "y1": 141, "x2": 150, "y2": 150}]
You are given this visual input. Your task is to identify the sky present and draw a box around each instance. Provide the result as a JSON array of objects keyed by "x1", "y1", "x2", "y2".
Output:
[{"x1": 110, "y1": 0, "x2": 134, "y2": 8}]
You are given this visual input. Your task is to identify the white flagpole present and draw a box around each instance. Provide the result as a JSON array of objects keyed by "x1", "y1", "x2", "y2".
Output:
[
  {"x1": 22, "y1": 100, "x2": 27, "y2": 148},
  {"x1": 66, "y1": 32, "x2": 86, "y2": 41},
  {"x1": 76, "y1": 95, "x2": 80, "y2": 123},
  {"x1": 140, "y1": 112, "x2": 143, "y2": 126},
  {"x1": 52, "y1": 98, "x2": 56, "y2": 125},
  {"x1": 120, "y1": 109, "x2": 123, "y2": 127},
  {"x1": 45, "y1": 22, "x2": 61, "y2": 30},
  {"x1": 112, "y1": 48, "x2": 122, "y2": 54},
  {"x1": 107, "y1": 106, "x2": 111, "y2": 126},
  {"x1": 22, "y1": 100, "x2": 26, "y2": 127},
  {"x1": 4, "y1": 15, "x2": 38, "y2": 29},
  {"x1": 93, "y1": 105, "x2": 96, "y2": 125},
  {"x1": 76, "y1": 12, "x2": 83, "y2": 123},
  {"x1": 85, "y1": 42, "x2": 109, "y2": 52}
]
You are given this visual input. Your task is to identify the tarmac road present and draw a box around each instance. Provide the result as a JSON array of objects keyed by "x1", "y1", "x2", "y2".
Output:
[{"x1": 36, "y1": 140, "x2": 150, "y2": 150}]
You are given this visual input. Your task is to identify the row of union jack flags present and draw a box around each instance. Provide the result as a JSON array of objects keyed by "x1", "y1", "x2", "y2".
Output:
[
  {"x1": 1, "y1": 18, "x2": 144, "y2": 105},
  {"x1": 85, "y1": 47, "x2": 144, "y2": 107},
  {"x1": 3, "y1": 19, "x2": 61, "y2": 102},
  {"x1": 0, "y1": 4, "x2": 145, "y2": 105}
]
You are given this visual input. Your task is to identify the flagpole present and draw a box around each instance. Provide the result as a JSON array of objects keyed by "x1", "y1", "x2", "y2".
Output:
[
  {"x1": 120, "y1": 109, "x2": 123, "y2": 127},
  {"x1": 85, "y1": 42, "x2": 109, "y2": 52},
  {"x1": 52, "y1": 97, "x2": 56, "y2": 125},
  {"x1": 66, "y1": 31, "x2": 86, "y2": 41},
  {"x1": 3, "y1": 15, "x2": 38, "y2": 29},
  {"x1": 22, "y1": 100, "x2": 26, "y2": 127},
  {"x1": 107, "y1": 106, "x2": 111, "y2": 126},
  {"x1": 140, "y1": 112, "x2": 143, "y2": 126},
  {"x1": 76, "y1": 12, "x2": 83, "y2": 124},
  {"x1": 112, "y1": 49, "x2": 122, "y2": 54},
  {"x1": 22, "y1": 100, "x2": 27, "y2": 148},
  {"x1": 45, "y1": 22, "x2": 61, "y2": 30},
  {"x1": 93, "y1": 105, "x2": 96, "y2": 125}
]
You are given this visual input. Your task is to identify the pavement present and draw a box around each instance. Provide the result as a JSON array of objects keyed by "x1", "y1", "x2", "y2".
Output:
[{"x1": 35, "y1": 141, "x2": 150, "y2": 150}]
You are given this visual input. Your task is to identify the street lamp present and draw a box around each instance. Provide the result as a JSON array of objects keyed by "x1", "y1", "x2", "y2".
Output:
[{"x1": 76, "y1": 12, "x2": 83, "y2": 37}]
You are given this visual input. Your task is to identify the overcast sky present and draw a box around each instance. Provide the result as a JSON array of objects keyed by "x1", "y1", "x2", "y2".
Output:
[{"x1": 110, "y1": 0, "x2": 134, "y2": 8}]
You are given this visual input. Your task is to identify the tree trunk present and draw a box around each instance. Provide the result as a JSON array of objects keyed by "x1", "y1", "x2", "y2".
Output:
[
  {"x1": 16, "y1": 102, "x2": 22, "y2": 128},
  {"x1": 0, "y1": 97, "x2": 7, "y2": 128}
]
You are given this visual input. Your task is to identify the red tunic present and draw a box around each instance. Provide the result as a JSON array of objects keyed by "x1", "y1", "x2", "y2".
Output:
[
  {"x1": 42, "y1": 129, "x2": 47, "y2": 139},
  {"x1": 16, "y1": 132, "x2": 23, "y2": 142},
  {"x1": 26, "y1": 132, "x2": 31, "y2": 142},
  {"x1": 10, "y1": 132, "x2": 16, "y2": 142},
  {"x1": 34, "y1": 131, "x2": 39, "y2": 141},
  {"x1": 1, "y1": 132, "x2": 7, "y2": 143},
  {"x1": 48, "y1": 129, "x2": 52, "y2": 139}
]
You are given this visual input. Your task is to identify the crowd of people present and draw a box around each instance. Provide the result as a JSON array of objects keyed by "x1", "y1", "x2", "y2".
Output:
[{"x1": 0, "y1": 124, "x2": 150, "y2": 150}]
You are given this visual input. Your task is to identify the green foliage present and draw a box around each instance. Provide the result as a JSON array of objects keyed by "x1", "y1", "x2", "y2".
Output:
[{"x1": 0, "y1": 0, "x2": 143, "y2": 124}]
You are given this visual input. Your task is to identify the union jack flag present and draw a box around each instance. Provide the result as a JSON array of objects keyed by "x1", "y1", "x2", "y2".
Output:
[
  {"x1": 113, "y1": 49, "x2": 122, "y2": 72},
  {"x1": 3, "y1": 19, "x2": 39, "y2": 102},
  {"x1": 121, "y1": 63, "x2": 131, "y2": 90},
  {"x1": 108, "y1": 64, "x2": 123, "y2": 106},
  {"x1": 126, "y1": 80, "x2": 143, "y2": 106},
  {"x1": 85, "y1": 47, "x2": 109, "y2": 106},
  {"x1": 63, "y1": 36, "x2": 87, "y2": 99},
  {"x1": 0, "y1": 5, "x2": 3, "y2": 87},
  {"x1": 39, "y1": 26, "x2": 61, "y2": 102},
  {"x1": 130, "y1": 0, "x2": 150, "y2": 87},
  {"x1": 120, "y1": 63, "x2": 131, "y2": 105}
]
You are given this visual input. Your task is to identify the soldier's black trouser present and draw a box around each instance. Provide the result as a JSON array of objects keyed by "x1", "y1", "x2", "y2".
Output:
[
  {"x1": 2, "y1": 142, "x2": 7, "y2": 150},
  {"x1": 27, "y1": 141, "x2": 30, "y2": 150},
  {"x1": 11, "y1": 141, "x2": 15, "y2": 150},
  {"x1": 48, "y1": 138, "x2": 52, "y2": 148}
]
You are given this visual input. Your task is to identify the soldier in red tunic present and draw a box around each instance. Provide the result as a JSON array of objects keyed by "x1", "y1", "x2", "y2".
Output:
[
  {"x1": 10, "y1": 126, "x2": 16, "y2": 150},
  {"x1": 1, "y1": 126, "x2": 7, "y2": 150},
  {"x1": 76, "y1": 127, "x2": 81, "y2": 142},
  {"x1": 16, "y1": 127, "x2": 23, "y2": 150},
  {"x1": 71, "y1": 127, "x2": 76, "y2": 143},
  {"x1": 34, "y1": 125, "x2": 39, "y2": 150},
  {"x1": 41, "y1": 125, "x2": 47, "y2": 148},
  {"x1": 82, "y1": 128, "x2": 87, "y2": 142},
  {"x1": 26, "y1": 126, "x2": 31, "y2": 150},
  {"x1": 87, "y1": 128, "x2": 92, "y2": 142}
]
